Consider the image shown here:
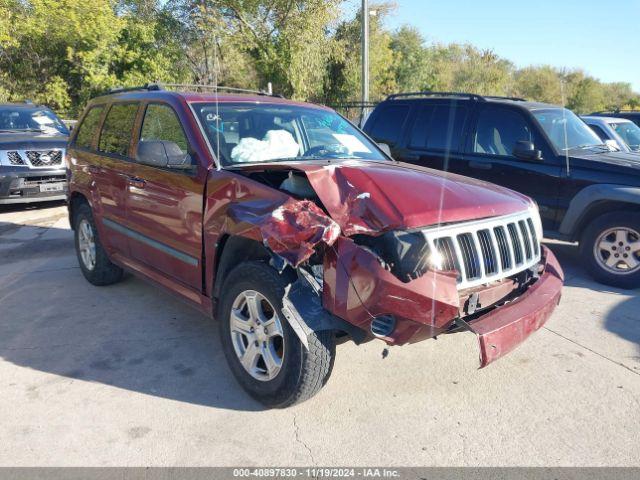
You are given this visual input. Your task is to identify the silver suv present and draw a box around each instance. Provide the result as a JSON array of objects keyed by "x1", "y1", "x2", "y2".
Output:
[{"x1": 0, "y1": 103, "x2": 69, "y2": 204}]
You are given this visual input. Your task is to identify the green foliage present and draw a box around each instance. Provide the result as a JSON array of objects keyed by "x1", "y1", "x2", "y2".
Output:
[{"x1": 0, "y1": 0, "x2": 638, "y2": 116}]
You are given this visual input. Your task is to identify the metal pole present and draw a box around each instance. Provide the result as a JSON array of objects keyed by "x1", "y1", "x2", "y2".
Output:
[{"x1": 362, "y1": 0, "x2": 369, "y2": 104}]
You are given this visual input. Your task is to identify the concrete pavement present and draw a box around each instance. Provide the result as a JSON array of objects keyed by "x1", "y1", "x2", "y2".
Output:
[{"x1": 0, "y1": 203, "x2": 638, "y2": 466}]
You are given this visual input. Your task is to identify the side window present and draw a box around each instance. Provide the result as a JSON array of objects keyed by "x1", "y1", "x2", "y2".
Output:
[
  {"x1": 473, "y1": 107, "x2": 532, "y2": 156},
  {"x1": 367, "y1": 105, "x2": 410, "y2": 146},
  {"x1": 140, "y1": 104, "x2": 189, "y2": 153},
  {"x1": 409, "y1": 104, "x2": 468, "y2": 151},
  {"x1": 75, "y1": 106, "x2": 104, "y2": 149},
  {"x1": 589, "y1": 125, "x2": 609, "y2": 141},
  {"x1": 98, "y1": 103, "x2": 139, "y2": 157}
]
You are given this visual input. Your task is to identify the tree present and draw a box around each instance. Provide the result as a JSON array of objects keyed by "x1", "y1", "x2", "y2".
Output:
[
  {"x1": 390, "y1": 26, "x2": 431, "y2": 93},
  {"x1": 325, "y1": 2, "x2": 397, "y2": 103}
]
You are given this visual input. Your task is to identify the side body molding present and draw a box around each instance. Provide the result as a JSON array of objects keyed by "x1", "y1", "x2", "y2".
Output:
[{"x1": 559, "y1": 184, "x2": 640, "y2": 236}]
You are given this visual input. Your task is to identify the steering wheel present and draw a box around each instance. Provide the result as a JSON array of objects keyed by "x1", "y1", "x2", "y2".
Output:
[{"x1": 304, "y1": 145, "x2": 348, "y2": 158}]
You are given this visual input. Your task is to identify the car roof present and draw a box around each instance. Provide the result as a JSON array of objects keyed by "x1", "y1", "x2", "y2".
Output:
[
  {"x1": 380, "y1": 93, "x2": 561, "y2": 111},
  {"x1": 89, "y1": 89, "x2": 331, "y2": 111},
  {"x1": 582, "y1": 115, "x2": 632, "y2": 124},
  {"x1": 0, "y1": 103, "x2": 49, "y2": 109}
]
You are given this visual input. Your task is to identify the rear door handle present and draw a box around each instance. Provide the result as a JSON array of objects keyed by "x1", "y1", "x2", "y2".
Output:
[
  {"x1": 469, "y1": 160, "x2": 492, "y2": 170},
  {"x1": 127, "y1": 176, "x2": 146, "y2": 188}
]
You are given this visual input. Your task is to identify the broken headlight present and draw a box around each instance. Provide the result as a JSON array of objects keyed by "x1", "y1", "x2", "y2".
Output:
[{"x1": 354, "y1": 230, "x2": 431, "y2": 283}]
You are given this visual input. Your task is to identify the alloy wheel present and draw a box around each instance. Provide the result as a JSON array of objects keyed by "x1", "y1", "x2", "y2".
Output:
[
  {"x1": 593, "y1": 227, "x2": 640, "y2": 274},
  {"x1": 78, "y1": 218, "x2": 96, "y2": 271},
  {"x1": 229, "y1": 290, "x2": 285, "y2": 382}
]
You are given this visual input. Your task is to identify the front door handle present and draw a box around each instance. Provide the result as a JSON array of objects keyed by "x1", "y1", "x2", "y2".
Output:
[
  {"x1": 404, "y1": 154, "x2": 420, "y2": 161},
  {"x1": 127, "y1": 176, "x2": 146, "y2": 189},
  {"x1": 469, "y1": 160, "x2": 492, "y2": 170}
]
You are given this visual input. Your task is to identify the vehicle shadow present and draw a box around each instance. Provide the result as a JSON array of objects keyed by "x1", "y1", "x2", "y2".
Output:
[
  {"x1": 545, "y1": 240, "x2": 640, "y2": 356},
  {"x1": 0, "y1": 221, "x2": 266, "y2": 412}
]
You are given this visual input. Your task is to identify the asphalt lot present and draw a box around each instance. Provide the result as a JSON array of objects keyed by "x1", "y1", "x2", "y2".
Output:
[{"x1": 0, "y1": 202, "x2": 639, "y2": 466}]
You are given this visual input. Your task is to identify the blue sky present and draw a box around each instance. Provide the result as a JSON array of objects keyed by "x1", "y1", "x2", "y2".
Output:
[{"x1": 347, "y1": 0, "x2": 640, "y2": 91}]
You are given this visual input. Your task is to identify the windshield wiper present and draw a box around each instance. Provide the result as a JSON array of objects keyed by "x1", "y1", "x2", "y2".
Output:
[{"x1": 566, "y1": 143, "x2": 609, "y2": 152}]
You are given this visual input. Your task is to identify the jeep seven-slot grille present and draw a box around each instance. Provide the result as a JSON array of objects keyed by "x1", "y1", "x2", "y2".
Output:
[{"x1": 424, "y1": 210, "x2": 542, "y2": 289}]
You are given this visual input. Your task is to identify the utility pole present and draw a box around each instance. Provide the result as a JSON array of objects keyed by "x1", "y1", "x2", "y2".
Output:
[{"x1": 361, "y1": 0, "x2": 369, "y2": 105}]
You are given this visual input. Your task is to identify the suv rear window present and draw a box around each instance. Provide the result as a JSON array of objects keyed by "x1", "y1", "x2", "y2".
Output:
[
  {"x1": 75, "y1": 106, "x2": 104, "y2": 149},
  {"x1": 98, "y1": 103, "x2": 139, "y2": 157},
  {"x1": 409, "y1": 104, "x2": 468, "y2": 151},
  {"x1": 366, "y1": 105, "x2": 410, "y2": 146}
]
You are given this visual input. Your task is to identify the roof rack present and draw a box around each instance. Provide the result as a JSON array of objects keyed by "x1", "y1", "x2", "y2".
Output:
[
  {"x1": 386, "y1": 91, "x2": 486, "y2": 101},
  {"x1": 159, "y1": 83, "x2": 279, "y2": 97},
  {"x1": 98, "y1": 82, "x2": 281, "y2": 98},
  {"x1": 385, "y1": 91, "x2": 527, "y2": 102},
  {"x1": 483, "y1": 95, "x2": 526, "y2": 102}
]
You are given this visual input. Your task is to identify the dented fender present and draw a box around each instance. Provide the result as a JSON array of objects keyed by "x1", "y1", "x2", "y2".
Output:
[{"x1": 322, "y1": 237, "x2": 461, "y2": 345}]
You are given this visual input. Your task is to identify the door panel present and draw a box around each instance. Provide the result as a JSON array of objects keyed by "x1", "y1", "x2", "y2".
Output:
[
  {"x1": 125, "y1": 165, "x2": 203, "y2": 289},
  {"x1": 463, "y1": 105, "x2": 563, "y2": 229},
  {"x1": 126, "y1": 102, "x2": 204, "y2": 290}
]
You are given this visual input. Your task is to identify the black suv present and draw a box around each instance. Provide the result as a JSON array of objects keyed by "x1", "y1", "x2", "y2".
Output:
[
  {"x1": 363, "y1": 92, "x2": 640, "y2": 288},
  {"x1": 590, "y1": 110, "x2": 640, "y2": 128},
  {"x1": 0, "y1": 103, "x2": 69, "y2": 205}
]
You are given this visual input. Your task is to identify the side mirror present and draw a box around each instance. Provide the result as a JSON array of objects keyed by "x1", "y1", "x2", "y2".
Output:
[
  {"x1": 513, "y1": 140, "x2": 542, "y2": 161},
  {"x1": 378, "y1": 142, "x2": 392, "y2": 157},
  {"x1": 136, "y1": 140, "x2": 192, "y2": 169}
]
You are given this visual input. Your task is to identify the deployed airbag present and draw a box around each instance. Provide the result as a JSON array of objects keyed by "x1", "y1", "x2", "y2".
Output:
[{"x1": 231, "y1": 130, "x2": 300, "y2": 163}]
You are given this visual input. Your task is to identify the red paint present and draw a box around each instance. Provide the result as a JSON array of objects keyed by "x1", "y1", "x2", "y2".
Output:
[
  {"x1": 68, "y1": 90, "x2": 563, "y2": 370},
  {"x1": 467, "y1": 246, "x2": 563, "y2": 367}
]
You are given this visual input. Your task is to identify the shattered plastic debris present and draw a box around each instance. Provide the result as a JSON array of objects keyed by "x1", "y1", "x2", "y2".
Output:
[{"x1": 227, "y1": 197, "x2": 340, "y2": 267}]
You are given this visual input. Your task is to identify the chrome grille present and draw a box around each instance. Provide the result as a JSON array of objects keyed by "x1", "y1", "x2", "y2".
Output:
[
  {"x1": 423, "y1": 210, "x2": 542, "y2": 289},
  {"x1": 7, "y1": 151, "x2": 26, "y2": 165},
  {"x1": 2, "y1": 149, "x2": 64, "y2": 168},
  {"x1": 26, "y1": 150, "x2": 63, "y2": 167}
]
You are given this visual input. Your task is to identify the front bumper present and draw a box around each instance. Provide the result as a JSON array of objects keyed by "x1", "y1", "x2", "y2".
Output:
[
  {"x1": 0, "y1": 167, "x2": 67, "y2": 204},
  {"x1": 324, "y1": 239, "x2": 563, "y2": 367},
  {"x1": 464, "y1": 246, "x2": 563, "y2": 367}
]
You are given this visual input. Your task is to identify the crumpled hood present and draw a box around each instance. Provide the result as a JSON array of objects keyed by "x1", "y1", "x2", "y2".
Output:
[
  {"x1": 0, "y1": 132, "x2": 68, "y2": 151},
  {"x1": 300, "y1": 161, "x2": 534, "y2": 235}
]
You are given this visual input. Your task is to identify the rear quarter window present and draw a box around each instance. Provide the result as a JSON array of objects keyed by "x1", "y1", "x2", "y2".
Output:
[
  {"x1": 366, "y1": 105, "x2": 410, "y2": 146},
  {"x1": 75, "y1": 106, "x2": 105, "y2": 149}
]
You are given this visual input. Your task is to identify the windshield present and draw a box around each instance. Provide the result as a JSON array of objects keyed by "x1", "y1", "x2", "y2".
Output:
[
  {"x1": 193, "y1": 102, "x2": 387, "y2": 166},
  {"x1": 0, "y1": 106, "x2": 69, "y2": 135},
  {"x1": 610, "y1": 121, "x2": 640, "y2": 151},
  {"x1": 532, "y1": 108, "x2": 602, "y2": 151}
]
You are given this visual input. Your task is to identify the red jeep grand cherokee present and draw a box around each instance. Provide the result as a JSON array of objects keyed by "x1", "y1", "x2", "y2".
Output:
[{"x1": 66, "y1": 85, "x2": 563, "y2": 407}]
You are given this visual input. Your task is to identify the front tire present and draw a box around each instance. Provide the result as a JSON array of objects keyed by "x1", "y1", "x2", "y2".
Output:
[
  {"x1": 73, "y1": 203, "x2": 124, "y2": 286},
  {"x1": 581, "y1": 212, "x2": 640, "y2": 289},
  {"x1": 218, "y1": 262, "x2": 335, "y2": 407}
]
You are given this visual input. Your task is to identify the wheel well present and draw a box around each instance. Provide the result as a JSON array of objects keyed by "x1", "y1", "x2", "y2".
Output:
[
  {"x1": 572, "y1": 201, "x2": 640, "y2": 241},
  {"x1": 68, "y1": 192, "x2": 89, "y2": 230},
  {"x1": 212, "y1": 235, "x2": 273, "y2": 300}
]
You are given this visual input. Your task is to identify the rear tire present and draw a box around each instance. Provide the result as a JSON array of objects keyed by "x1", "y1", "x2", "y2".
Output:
[
  {"x1": 217, "y1": 262, "x2": 335, "y2": 407},
  {"x1": 74, "y1": 203, "x2": 124, "y2": 286},
  {"x1": 580, "y1": 211, "x2": 640, "y2": 289}
]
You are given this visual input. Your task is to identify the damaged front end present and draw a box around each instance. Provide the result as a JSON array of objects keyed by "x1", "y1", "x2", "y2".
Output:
[{"x1": 215, "y1": 162, "x2": 563, "y2": 368}]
